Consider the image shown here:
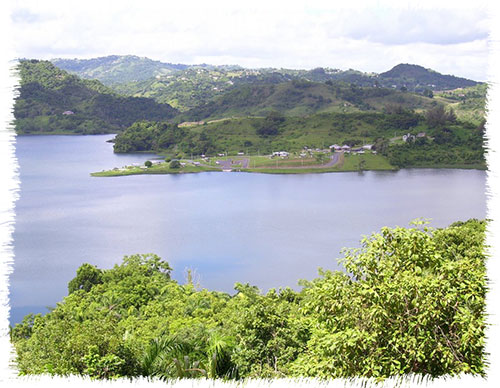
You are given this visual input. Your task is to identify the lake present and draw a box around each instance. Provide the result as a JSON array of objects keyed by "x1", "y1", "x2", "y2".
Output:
[{"x1": 10, "y1": 134, "x2": 487, "y2": 324}]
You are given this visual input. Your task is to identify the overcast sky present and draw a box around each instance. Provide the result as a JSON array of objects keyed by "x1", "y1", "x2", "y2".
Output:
[{"x1": 7, "y1": 0, "x2": 492, "y2": 81}]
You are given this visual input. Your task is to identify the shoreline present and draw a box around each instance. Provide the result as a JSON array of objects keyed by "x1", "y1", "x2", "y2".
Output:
[{"x1": 91, "y1": 164, "x2": 486, "y2": 177}]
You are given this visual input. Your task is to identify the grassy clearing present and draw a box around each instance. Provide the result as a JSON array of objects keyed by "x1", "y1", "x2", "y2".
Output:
[
  {"x1": 341, "y1": 153, "x2": 396, "y2": 171},
  {"x1": 192, "y1": 154, "x2": 328, "y2": 168},
  {"x1": 91, "y1": 163, "x2": 219, "y2": 177},
  {"x1": 244, "y1": 153, "x2": 396, "y2": 174}
]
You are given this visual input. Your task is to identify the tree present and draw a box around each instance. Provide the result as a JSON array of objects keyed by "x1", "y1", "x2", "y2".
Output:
[
  {"x1": 169, "y1": 160, "x2": 181, "y2": 169},
  {"x1": 256, "y1": 111, "x2": 285, "y2": 137},
  {"x1": 68, "y1": 263, "x2": 103, "y2": 294},
  {"x1": 291, "y1": 220, "x2": 487, "y2": 378},
  {"x1": 357, "y1": 159, "x2": 366, "y2": 171},
  {"x1": 425, "y1": 105, "x2": 447, "y2": 128},
  {"x1": 423, "y1": 89, "x2": 434, "y2": 98},
  {"x1": 82, "y1": 345, "x2": 125, "y2": 379},
  {"x1": 373, "y1": 137, "x2": 389, "y2": 153},
  {"x1": 144, "y1": 160, "x2": 152, "y2": 168},
  {"x1": 476, "y1": 119, "x2": 486, "y2": 135},
  {"x1": 425, "y1": 105, "x2": 456, "y2": 128}
]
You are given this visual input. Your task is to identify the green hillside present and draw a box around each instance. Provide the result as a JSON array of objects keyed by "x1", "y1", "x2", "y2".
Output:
[
  {"x1": 51, "y1": 56, "x2": 482, "y2": 113},
  {"x1": 379, "y1": 64, "x2": 479, "y2": 92},
  {"x1": 14, "y1": 60, "x2": 178, "y2": 134},
  {"x1": 111, "y1": 68, "x2": 299, "y2": 111},
  {"x1": 52, "y1": 55, "x2": 189, "y2": 84},
  {"x1": 113, "y1": 102, "x2": 485, "y2": 170},
  {"x1": 179, "y1": 80, "x2": 437, "y2": 122},
  {"x1": 111, "y1": 64, "x2": 481, "y2": 114},
  {"x1": 434, "y1": 84, "x2": 487, "y2": 126}
]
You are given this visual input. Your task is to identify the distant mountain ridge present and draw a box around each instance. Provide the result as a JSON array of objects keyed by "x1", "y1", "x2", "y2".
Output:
[
  {"x1": 50, "y1": 56, "x2": 480, "y2": 111},
  {"x1": 51, "y1": 55, "x2": 190, "y2": 84},
  {"x1": 379, "y1": 64, "x2": 478, "y2": 90}
]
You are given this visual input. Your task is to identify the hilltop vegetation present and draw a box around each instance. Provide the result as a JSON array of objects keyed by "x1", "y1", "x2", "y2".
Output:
[
  {"x1": 53, "y1": 56, "x2": 481, "y2": 112},
  {"x1": 113, "y1": 100, "x2": 486, "y2": 169},
  {"x1": 14, "y1": 60, "x2": 178, "y2": 134},
  {"x1": 379, "y1": 64, "x2": 479, "y2": 92},
  {"x1": 52, "y1": 55, "x2": 189, "y2": 84},
  {"x1": 434, "y1": 83, "x2": 487, "y2": 126},
  {"x1": 11, "y1": 220, "x2": 487, "y2": 380},
  {"x1": 115, "y1": 109, "x2": 423, "y2": 155},
  {"x1": 111, "y1": 68, "x2": 299, "y2": 111},
  {"x1": 179, "y1": 80, "x2": 437, "y2": 121}
]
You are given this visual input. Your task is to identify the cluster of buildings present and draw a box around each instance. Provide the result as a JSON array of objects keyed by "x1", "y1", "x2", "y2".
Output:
[
  {"x1": 271, "y1": 151, "x2": 290, "y2": 158},
  {"x1": 271, "y1": 143, "x2": 376, "y2": 159},
  {"x1": 329, "y1": 144, "x2": 374, "y2": 154},
  {"x1": 402, "y1": 132, "x2": 426, "y2": 142}
]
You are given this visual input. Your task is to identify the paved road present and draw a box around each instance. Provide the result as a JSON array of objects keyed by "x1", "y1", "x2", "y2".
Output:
[
  {"x1": 252, "y1": 152, "x2": 342, "y2": 170},
  {"x1": 216, "y1": 158, "x2": 249, "y2": 170},
  {"x1": 323, "y1": 151, "x2": 340, "y2": 167}
]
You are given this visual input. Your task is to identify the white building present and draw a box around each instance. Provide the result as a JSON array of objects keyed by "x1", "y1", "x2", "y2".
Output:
[{"x1": 403, "y1": 133, "x2": 415, "y2": 142}]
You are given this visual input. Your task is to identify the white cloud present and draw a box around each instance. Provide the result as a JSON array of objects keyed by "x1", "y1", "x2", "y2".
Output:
[{"x1": 8, "y1": 0, "x2": 491, "y2": 80}]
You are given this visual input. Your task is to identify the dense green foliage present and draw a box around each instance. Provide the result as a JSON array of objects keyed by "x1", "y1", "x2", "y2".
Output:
[
  {"x1": 11, "y1": 220, "x2": 487, "y2": 380},
  {"x1": 114, "y1": 112, "x2": 390, "y2": 156},
  {"x1": 113, "y1": 121, "x2": 187, "y2": 153},
  {"x1": 381, "y1": 106, "x2": 485, "y2": 168},
  {"x1": 434, "y1": 84, "x2": 487, "y2": 126},
  {"x1": 112, "y1": 103, "x2": 485, "y2": 169},
  {"x1": 176, "y1": 80, "x2": 437, "y2": 121},
  {"x1": 14, "y1": 60, "x2": 178, "y2": 134}
]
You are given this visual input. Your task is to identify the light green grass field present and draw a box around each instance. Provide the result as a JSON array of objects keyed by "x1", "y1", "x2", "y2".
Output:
[{"x1": 91, "y1": 163, "x2": 219, "y2": 177}]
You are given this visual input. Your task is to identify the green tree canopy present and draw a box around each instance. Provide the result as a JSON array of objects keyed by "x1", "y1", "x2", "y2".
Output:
[
  {"x1": 68, "y1": 263, "x2": 103, "y2": 294},
  {"x1": 11, "y1": 221, "x2": 487, "y2": 380}
]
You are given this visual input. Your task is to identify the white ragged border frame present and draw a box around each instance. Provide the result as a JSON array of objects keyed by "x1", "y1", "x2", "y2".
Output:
[
  {"x1": 0, "y1": 1, "x2": 499, "y2": 387},
  {"x1": 0, "y1": 0, "x2": 20, "y2": 383}
]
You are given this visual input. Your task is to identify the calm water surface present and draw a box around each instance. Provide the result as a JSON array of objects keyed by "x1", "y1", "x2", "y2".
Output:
[{"x1": 11, "y1": 135, "x2": 487, "y2": 324}]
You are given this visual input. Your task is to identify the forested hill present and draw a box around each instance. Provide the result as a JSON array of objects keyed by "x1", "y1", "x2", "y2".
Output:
[
  {"x1": 50, "y1": 55, "x2": 482, "y2": 111},
  {"x1": 379, "y1": 64, "x2": 479, "y2": 91},
  {"x1": 52, "y1": 55, "x2": 189, "y2": 85},
  {"x1": 180, "y1": 79, "x2": 437, "y2": 122},
  {"x1": 14, "y1": 60, "x2": 178, "y2": 134}
]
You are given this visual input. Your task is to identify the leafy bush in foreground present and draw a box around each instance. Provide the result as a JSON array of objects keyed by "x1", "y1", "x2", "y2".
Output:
[{"x1": 10, "y1": 219, "x2": 487, "y2": 380}]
